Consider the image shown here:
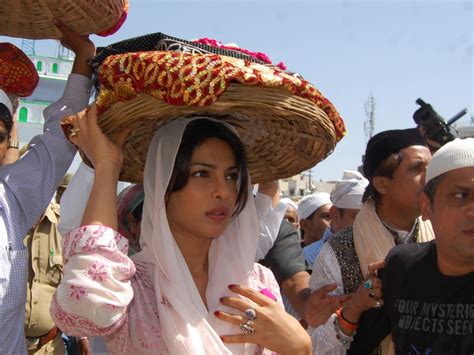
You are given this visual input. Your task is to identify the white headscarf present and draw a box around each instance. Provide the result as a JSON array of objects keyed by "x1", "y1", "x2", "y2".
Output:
[
  {"x1": 132, "y1": 117, "x2": 259, "y2": 354},
  {"x1": 330, "y1": 170, "x2": 369, "y2": 210}
]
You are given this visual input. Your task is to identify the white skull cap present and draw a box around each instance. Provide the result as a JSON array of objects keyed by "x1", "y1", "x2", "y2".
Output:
[
  {"x1": 426, "y1": 138, "x2": 474, "y2": 183},
  {"x1": 297, "y1": 192, "x2": 331, "y2": 220}
]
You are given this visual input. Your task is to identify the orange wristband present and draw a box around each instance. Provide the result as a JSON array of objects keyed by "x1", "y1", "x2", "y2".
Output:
[{"x1": 336, "y1": 307, "x2": 359, "y2": 332}]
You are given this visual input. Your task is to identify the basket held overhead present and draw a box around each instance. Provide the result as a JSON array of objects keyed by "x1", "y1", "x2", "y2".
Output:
[
  {"x1": 62, "y1": 34, "x2": 346, "y2": 184},
  {"x1": 0, "y1": 0, "x2": 128, "y2": 39}
]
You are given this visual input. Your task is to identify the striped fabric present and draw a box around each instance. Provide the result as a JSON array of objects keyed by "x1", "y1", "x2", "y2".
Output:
[{"x1": 0, "y1": 74, "x2": 91, "y2": 354}]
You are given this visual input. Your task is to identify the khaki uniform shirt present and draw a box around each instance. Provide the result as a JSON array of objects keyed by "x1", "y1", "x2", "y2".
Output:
[{"x1": 24, "y1": 203, "x2": 63, "y2": 337}]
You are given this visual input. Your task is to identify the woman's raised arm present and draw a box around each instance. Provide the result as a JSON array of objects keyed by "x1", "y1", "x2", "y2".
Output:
[{"x1": 66, "y1": 104, "x2": 132, "y2": 229}]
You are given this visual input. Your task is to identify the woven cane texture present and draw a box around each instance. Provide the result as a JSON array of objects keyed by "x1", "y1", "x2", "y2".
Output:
[
  {"x1": 67, "y1": 50, "x2": 344, "y2": 183},
  {"x1": 95, "y1": 51, "x2": 345, "y2": 139},
  {"x1": 0, "y1": 0, "x2": 128, "y2": 39},
  {"x1": 86, "y1": 85, "x2": 336, "y2": 184}
]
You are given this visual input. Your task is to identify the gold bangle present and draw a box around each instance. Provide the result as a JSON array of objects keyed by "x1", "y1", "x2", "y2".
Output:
[{"x1": 8, "y1": 139, "x2": 19, "y2": 149}]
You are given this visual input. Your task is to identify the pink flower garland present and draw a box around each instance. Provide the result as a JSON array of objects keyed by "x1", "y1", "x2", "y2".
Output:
[{"x1": 193, "y1": 37, "x2": 287, "y2": 70}]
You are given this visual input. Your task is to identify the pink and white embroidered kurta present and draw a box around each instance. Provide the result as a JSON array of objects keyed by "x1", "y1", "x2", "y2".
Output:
[{"x1": 51, "y1": 225, "x2": 282, "y2": 354}]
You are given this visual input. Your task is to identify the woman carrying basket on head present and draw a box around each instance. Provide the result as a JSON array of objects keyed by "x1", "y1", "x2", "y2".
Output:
[{"x1": 51, "y1": 35, "x2": 345, "y2": 354}]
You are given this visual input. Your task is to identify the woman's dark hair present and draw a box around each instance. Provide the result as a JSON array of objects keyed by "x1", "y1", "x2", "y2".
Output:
[
  {"x1": 166, "y1": 119, "x2": 249, "y2": 215},
  {"x1": 362, "y1": 152, "x2": 403, "y2": 203},
  {"x1": 0, "y1": 103, "x2": 13, "y2": 134}
]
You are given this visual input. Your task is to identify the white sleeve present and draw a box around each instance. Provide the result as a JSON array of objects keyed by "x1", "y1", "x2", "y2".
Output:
[
  {"x1": 309, "y1": 243, "x2": 343, "y2": 292},
  {"x1": 254, "y1": 193, "x2": 286, "y2": 261},
  {"x1": 307, "y1": 243, "x2": 348, "y2": 355},
  {"x1": 1, "y1": 74, "x2": 90, "y2": 246},
  {"x1": 51, "y1": 225, "x2": 134, "y2": 336},
  {"x1": 58, "y1": 162, "x2": 95, "y2": 236}
]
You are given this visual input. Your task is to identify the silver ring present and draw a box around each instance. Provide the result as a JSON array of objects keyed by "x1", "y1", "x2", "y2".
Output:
[
  {"x1": 369, "y1": 291, "x2": 376, "y2": 298},
  {"x1": 239, "y1": 320, "x2": 255, "y2": 335},
  {"x1": 244, "y1": 308, "x2": 257, "y2": 320},
  {"x1": 375, "y1": 301, "x2": 382, "y2": 308},
  {"x1": 69, "y1": 128, "x2": 80, "y2": 137}
]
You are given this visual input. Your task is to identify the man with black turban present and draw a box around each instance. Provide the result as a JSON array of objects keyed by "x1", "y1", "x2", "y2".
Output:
[{"x1": 306, "y1": 128, "x2": 435, "y2": 354}]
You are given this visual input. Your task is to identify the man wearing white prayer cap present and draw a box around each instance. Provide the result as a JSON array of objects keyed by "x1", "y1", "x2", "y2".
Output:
[
  {"x1": 306, "y1": 129, "x2": 435, "y2": 355},
  {"x1": 298, "y1": 192, "x2": 332, "y2": 247},
  {"x1": 303, "y1": 171, "x2": 368, "y2": 266},
  {"x1": 329, "y1": 170, "x2": 369, "y2": 232},
  {"x1": 345, "y1": 137, "x2": 474, "y2": 354}
]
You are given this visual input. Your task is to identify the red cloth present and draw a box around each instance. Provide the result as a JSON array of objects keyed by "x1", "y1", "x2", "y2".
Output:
[
  {"x1": 96, "y1": 51, "x2": 346, "y2": 141},
  {"x1": 0, "y1": 43, "x2": 39, "y2": 97}
]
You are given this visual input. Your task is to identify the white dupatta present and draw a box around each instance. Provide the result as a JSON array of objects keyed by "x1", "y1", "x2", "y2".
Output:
[
  {"x1": 353, "y1": 199, "x2": 435, "y2": 276},
  {"x1": 132, "y1": 118, "x2": 259, "y2": 354}
]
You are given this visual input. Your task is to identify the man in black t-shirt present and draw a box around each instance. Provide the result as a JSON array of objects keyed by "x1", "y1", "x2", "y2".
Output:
[{"x1": 341, "y1": 138, "x2": 474, "y2": 354}]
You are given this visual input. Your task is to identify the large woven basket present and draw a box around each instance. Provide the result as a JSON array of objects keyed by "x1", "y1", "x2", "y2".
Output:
[
  {"x1": 84, "y1": 85, "x2": 336, "y2": 184},
  {"x1": 63, "y1": 49, "x2": 345, "y2": 184},
  {"x1": 0, "y1": 0, "x2": 128, "y2": 39}
]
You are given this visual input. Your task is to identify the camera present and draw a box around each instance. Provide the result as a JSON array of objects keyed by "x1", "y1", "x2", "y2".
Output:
[{"x1": 413, "y1": 99, "x2": 467, "y2": 149}]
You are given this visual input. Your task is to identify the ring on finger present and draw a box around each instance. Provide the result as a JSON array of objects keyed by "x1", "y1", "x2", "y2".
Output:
[
  {"x1": 244, "y1": 320, "x2": 254, "y2": 327},
  {"x1": 374, "y1": 301, "x2": 383, "y2": 308},
  {"x1": 69, "y1": 128, "x2": 80, "y2": 137},
  {"x1": 239, "y1": 320, "x2": 255, "y2": 335},
  {"x1": 363, "y1": 279, "x2": 373, "y2": 289},
  {"x1": 244, "y1": 308, "x2": 257, "y2": 320},
  {"x1": 369, "y1": 291, "x2": 376, "y2": 298}
]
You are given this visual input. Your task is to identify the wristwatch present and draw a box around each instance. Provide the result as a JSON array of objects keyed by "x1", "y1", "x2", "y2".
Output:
[{"x1": 8, "y1": 139, "x2": 19, "y2": 149}]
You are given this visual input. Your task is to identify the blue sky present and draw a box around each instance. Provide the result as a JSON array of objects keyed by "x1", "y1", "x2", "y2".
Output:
[{"x1": 2, "y1": 0, "x2": 473, "y2": 180}]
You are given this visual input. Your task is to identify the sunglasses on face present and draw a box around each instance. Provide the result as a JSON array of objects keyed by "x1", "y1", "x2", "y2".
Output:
[{"x1": 0, "y1": 132, "x2": 8, "y2": 144}]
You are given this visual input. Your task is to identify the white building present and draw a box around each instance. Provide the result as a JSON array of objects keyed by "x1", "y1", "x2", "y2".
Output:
[
  {"x1": 279, "y1": 172, "x2": 334, "y2": 200},
  {"x1": 18, "y1": 50, "x2": 73, "y2": 145},
  {"x1": 18, "y1": 43, "x2": 133, "y2": 191},
  {"x1": 457, "y1": 121, "x2": 474, "y2": 138}
]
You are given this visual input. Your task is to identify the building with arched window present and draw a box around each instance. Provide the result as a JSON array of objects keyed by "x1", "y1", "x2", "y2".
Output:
[
  {"x1": 18, "y1": 107, "x2": 28, "y2": 122},
  {"x1": 16, "y1": 43, "x2": 107, "y2": 180},
  {"x1": 18, "y1": 51, "x2": 74, "y2": 143}
]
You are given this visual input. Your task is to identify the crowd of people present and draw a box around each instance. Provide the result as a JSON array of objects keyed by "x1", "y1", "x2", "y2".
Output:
[{"x1": 0, "y1": 16, "x2": 472, "y2": 355}]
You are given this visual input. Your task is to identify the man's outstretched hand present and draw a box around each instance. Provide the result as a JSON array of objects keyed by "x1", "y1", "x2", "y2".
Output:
[{"x1": 304, "y1": 284, "x2": 351, "y2": 327}]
